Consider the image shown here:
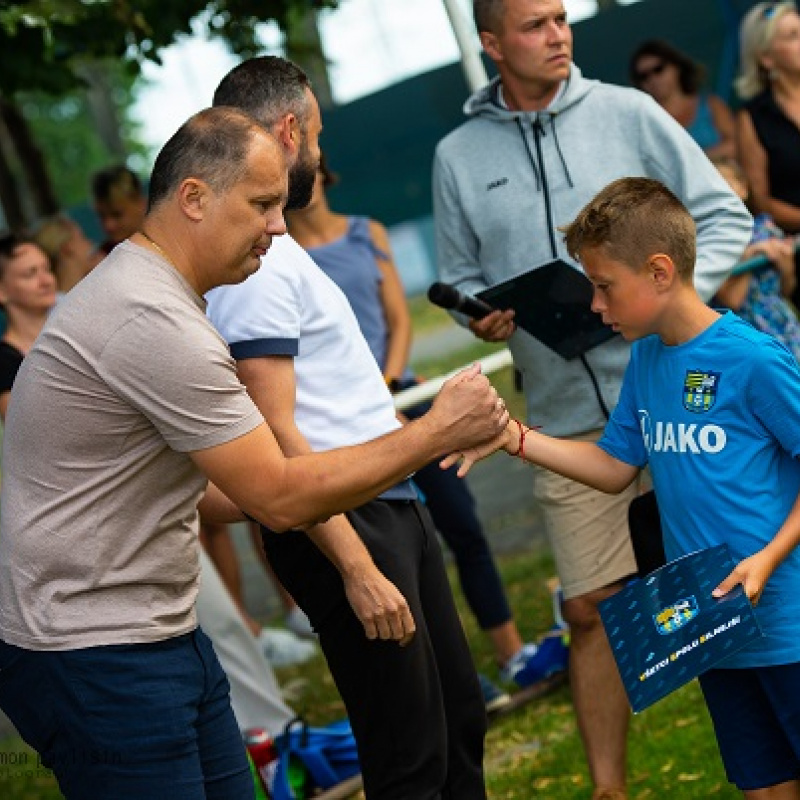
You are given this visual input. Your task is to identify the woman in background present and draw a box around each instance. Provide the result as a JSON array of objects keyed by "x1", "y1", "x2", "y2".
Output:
[
  {"x1": 736, "y1": 3, "x2": 800, "y2": 228},
  {"x1": 34, "y1": 214, "x2": 103, "y2": 294},
  {"x1": 0, "y1": 234, "x2": 58, "y2": 420},
  {"x1": 712, "y1": 156, "x2": 800, "y2": 361},
  {"x1": 736, "y1": 1, "x2": 800, "y2": 308},
  {"x1": 630, "y1": 38, "x2": 736, "y2": 160}
]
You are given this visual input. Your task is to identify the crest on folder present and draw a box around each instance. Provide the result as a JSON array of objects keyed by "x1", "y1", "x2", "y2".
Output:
[
  {"x1": 683, "y1": 370, "x2": 720, "y2": 413},
  {"x1": 654, "y1": 597, "x2": 699, "y2": 635}
]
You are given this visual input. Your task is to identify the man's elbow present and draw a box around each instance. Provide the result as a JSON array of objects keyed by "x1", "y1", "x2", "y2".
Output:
[
  {"x1": 247, "y1": 503, "x2": 329, "y2": 534},
  {"x1": 249, "y1": 507, "x2": 298, "y2": 533}
]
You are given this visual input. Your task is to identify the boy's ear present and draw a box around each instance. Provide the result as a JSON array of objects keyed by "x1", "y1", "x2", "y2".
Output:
[{"x1": 648, "y1": 254, "x2": 675, "y2": 291}]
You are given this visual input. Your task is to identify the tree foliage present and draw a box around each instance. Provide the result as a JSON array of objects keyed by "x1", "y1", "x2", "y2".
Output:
[
  {"x1": 0, "y1": 0, "x2": 339, "y2": 97},
  {"x1": 19, "y1": 77, "x2": 146, "y2": 207}
]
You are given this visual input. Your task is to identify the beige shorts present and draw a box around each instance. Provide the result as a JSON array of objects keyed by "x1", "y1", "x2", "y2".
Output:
[{"x1": 532, "y1": 429, "x2": 641, "y2": 600}]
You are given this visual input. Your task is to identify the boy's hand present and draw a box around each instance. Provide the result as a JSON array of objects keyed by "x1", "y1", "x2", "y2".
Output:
[
  {"x1": 712, "y1": 549, "x2": 777, "y2": 605},
  {"x1": 440, "y1": 422, "x2": 514, "y2": 477}
]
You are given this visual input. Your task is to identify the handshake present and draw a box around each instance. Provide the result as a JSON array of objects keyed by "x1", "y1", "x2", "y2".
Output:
[{"x1": 424, "y1": 363, "x2": 522, "y2": 476}]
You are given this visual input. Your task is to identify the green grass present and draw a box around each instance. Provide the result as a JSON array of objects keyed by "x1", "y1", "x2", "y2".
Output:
[
  {"x1": 406, "y1": 292, "x2": 455, "y2": 335},
  {"x1": 467, "y1": 552, "x2": 737, "y2": 800},
  {"x1": 0, "y1": 545, "x2": 737, "y2": 800}
]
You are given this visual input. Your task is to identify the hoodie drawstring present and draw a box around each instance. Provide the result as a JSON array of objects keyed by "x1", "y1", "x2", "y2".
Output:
[
  {"x1": 516, "y1": 117, "x2": 542, "y2": 192},
  {"x1": 548, "y1": 114, "x2": 574, "y2": 188},
  {"x1": 516, "y1": 113, "x2": 609, "y2": 422},
  {"x1": 518, "y1": 117, "x2": 558, "y2": 258}
]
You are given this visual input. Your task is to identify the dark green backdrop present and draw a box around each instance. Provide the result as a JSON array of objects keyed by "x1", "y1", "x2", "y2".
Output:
[{"x1": 321, "y1": 0, "x2": 760, "y2": 227}]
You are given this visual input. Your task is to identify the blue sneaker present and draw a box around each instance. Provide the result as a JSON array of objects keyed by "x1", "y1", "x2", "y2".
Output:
[
  {"x1": 478, "y1": 673, "x2": 511, "y2": 713},
  {"x1": 500, "y1": 630, "x2": 569, "y2": 688}
]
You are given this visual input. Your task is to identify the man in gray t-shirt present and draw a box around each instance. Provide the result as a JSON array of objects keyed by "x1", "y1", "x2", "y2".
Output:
[{"x1": 0, "y1": 107, "x2": 508, "y2": 800}]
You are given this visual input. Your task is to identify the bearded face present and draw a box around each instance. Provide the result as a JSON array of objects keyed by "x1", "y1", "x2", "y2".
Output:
[{"x1": 285, "y1": 132, "x2": 319, "y2": 211}]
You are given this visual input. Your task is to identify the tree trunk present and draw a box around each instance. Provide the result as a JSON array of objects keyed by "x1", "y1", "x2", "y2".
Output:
[
  {"x1": 77, "y1": 61, "x2": 128, "y2": 160},
  {"x1": 0, "y1": 102, "x2": 28, "y2": 230},
  {"x1": 285, "y1": 10, "x2": 334, "y2": 109},
  {"x1": 0, "y1": 97, "x2": 59, "y2": 219}
]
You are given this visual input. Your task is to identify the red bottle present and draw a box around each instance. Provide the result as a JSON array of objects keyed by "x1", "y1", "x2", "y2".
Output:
[{"x1": 244, "y1": 727, "x2": 279, "y2": 796}]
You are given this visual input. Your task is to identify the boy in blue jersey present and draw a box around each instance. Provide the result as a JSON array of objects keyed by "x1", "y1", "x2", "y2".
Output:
[{"x1": 449, "y1": 177, "x2": 800, "y2": 798}]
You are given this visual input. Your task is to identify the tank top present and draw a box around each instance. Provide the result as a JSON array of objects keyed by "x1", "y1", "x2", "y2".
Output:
[
  {"x1": 686, "y1": 94, "x2": 720, "y2": 151},
  {"x1": 745, "y1": 89, "x2": 800, "y2": 209},
  {"x1": 306, "y1": 216, "x2": 412, "y2": 380}
]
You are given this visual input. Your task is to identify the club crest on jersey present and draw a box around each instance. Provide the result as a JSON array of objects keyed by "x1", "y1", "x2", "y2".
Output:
[{"x1": 683, "y1": 370, "x2": 720, "y2": 413}]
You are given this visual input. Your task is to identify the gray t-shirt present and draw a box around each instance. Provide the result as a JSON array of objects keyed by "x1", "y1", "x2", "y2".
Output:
[{"x1": 0, "y1": 241, "x2": 262, "y2": 650}]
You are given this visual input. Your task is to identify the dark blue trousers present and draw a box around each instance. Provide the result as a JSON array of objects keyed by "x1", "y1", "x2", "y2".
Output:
[{"x1": 0, "y1": 629, "x2": 252, "y2": 800}]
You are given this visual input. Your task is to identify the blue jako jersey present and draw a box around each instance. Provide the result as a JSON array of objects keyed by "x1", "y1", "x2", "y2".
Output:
[{"x1": 599, "y1": 312, "x2": 800, "y2": 667}]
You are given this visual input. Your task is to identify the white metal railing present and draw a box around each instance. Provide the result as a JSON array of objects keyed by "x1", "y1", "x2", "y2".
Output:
[{"x1": 393, "y1": 348, "x2": 514, "y2": 411}]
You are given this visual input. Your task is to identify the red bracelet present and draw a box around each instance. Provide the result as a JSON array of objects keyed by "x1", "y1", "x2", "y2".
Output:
[
  {"x1": 509, "y1": 419, "x2": 526, "y2": 459},
  {"x1": 508, "y1": 419, "x2": 541, "y2": 460}
]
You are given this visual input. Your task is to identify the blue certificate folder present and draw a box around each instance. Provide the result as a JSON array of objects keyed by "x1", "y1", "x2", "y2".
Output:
[{"x1": 599, "y1": 544, "x2": 763, "y2": 713}]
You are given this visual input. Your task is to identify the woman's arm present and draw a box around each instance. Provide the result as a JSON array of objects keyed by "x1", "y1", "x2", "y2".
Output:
[
  {"x1": 369, "y1": 220, "x2": 413, "y2": 385},
  {"x1": 704, "y1": 94, "x2": 736, "y2": 160},
  {"x1": 714, "y1": 273, "x2": 752, "y2": 310},
  {"x1": 737, "y1": 109, "x2": 800, "y2": 232}
]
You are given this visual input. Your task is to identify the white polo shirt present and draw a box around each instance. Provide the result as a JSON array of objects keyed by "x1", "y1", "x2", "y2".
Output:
[{"x1": 206, "y1": 235, "x2": 412, "y2": 483}]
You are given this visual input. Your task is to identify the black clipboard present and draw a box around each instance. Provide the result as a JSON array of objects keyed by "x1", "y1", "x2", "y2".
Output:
[{"x1": 476, "y1": 259, "x2": 617, "y2": 360}]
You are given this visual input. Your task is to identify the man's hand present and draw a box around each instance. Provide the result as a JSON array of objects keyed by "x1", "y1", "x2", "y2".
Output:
[
  {"x1": 469, "y1": 308, "x2": 515, "y2": 342},
  {"x1": 342, "y1": 564, "x2": 416, "y2": 646},
  {"x1": 427, "y1": 364, "x2": 510, "y2": 454}
]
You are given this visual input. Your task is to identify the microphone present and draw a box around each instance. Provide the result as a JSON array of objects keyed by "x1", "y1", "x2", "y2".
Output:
[{"x1": 427, "y1": 282, "x2": 494, "y2": 320}]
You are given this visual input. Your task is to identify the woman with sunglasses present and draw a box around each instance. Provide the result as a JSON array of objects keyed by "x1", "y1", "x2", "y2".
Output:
[{"x1": 629, "y1": 39, "x2": 736, "y2": 160}]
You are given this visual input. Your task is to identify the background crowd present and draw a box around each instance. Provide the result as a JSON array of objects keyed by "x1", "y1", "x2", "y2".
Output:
[{"x1": 0, "y1": 2, "x2": 799, "y2": 799}]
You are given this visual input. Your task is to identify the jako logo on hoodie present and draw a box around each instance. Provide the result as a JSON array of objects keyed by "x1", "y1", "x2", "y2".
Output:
[{"x1": 486, "y1": 177, "x2": 509, "y2": 192}]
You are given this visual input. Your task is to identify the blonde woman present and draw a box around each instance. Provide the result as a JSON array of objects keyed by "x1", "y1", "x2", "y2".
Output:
[{"x1": 736, "y1": 2, "x2": 800, "y2": 245}]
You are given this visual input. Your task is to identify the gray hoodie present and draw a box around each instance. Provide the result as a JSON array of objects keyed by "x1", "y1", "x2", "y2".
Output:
[{"x1": 433, "y1": 65, "x2": 753, "y2": 436}]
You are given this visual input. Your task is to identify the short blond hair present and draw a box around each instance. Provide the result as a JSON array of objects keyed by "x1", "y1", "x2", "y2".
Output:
[
  {"x1": 735, "y1": 1, "x2": 797, "y2": 100},
  {"x1": 562, "y1": 178, "x2": 696, "y2": 280}
]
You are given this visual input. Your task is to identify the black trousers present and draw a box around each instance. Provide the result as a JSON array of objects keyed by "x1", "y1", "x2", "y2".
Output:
[{"x1": 261, "y1": 499, "x2": 487, "y2": 800}]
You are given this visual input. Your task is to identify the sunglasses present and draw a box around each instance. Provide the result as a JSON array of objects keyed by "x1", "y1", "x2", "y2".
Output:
[
  {"x1": 763, "y1": 3, "x2": 779, "y2": 19},
  {"x1": 634, "y1": 61, "x2": 667, "y2": 83}
]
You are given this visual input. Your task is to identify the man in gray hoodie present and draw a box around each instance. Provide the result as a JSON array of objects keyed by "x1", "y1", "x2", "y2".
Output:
[{"x1": 433, "y1": 1, "x2": 753, "y2": 798}]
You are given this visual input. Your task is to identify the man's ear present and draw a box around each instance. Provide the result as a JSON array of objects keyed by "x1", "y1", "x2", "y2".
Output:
[
  {"x1": 479, "y1": 30, "x2": 502, "y2": 62},
  {"x1": 649, "y1": 254, "x2": 676, "y2": 291},
  {"x1": 178, "y1": 178, "x2": 208, "y2": 222},
  {"x1": 274, "y1": 113, "x2": 300, "y2": 158}
]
